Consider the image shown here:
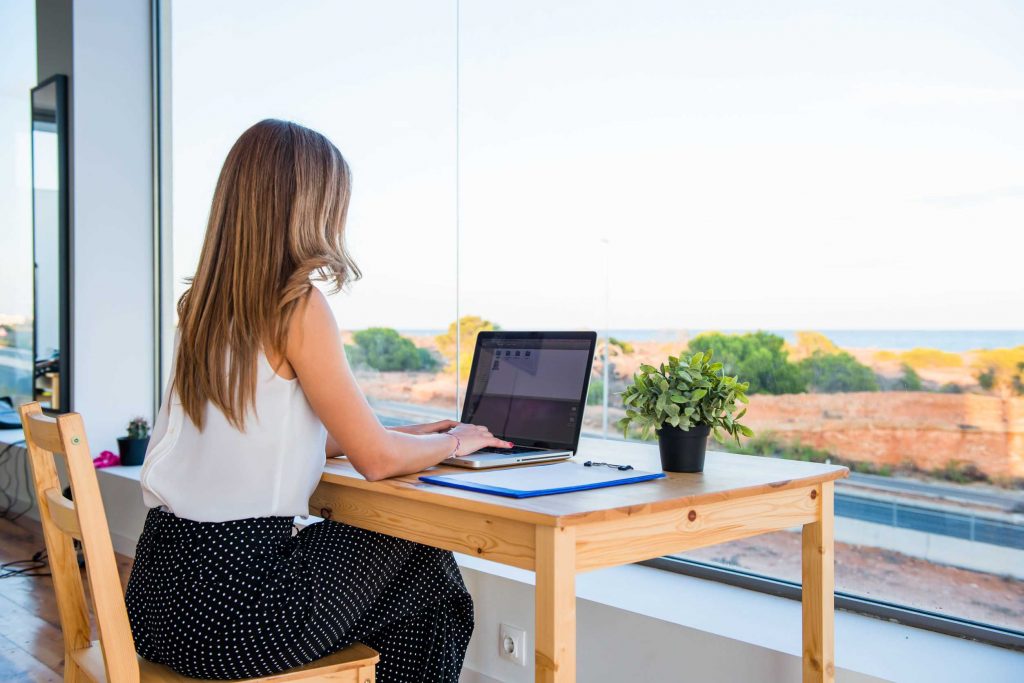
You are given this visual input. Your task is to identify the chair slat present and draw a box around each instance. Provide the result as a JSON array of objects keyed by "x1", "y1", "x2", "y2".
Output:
[
  {"x1": 44, "y1": 487, "x2": 83, "y2": 540},
  {"x1": 24, "y1": 411, "x2": 66, "y2": 453},
  {"x1": 17, "y1": 402, "x2": 92, "y2": 656}
]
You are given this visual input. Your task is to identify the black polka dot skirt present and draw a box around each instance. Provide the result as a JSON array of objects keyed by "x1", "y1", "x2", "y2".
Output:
[{"x1": 125, "y1": 507, "x2": 474, "y2": 681}]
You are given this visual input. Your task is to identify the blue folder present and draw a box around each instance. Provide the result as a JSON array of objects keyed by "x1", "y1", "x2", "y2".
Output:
[{"x1": 419, "y1": 461, "x2": 665, "y2": 499}]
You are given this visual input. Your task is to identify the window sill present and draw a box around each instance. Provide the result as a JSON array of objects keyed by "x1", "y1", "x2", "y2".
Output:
[{"x1": 454, "y1": 553, "x2": 1023, "y2": 683}]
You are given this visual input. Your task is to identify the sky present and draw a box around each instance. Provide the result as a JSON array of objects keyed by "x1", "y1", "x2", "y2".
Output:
[{"x1": 169, "y1": 0, "x2": 1020, "y2": 331}]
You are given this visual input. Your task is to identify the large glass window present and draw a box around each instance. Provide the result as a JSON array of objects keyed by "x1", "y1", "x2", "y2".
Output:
[
  {"x1": 164, "y1": 0, "x2": 1023, "y2": 638},
  {"x1": 456, "y1": 0, "x2": 1024, "y2": 634}
]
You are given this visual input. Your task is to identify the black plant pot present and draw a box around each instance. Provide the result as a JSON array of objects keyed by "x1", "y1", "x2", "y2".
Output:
[
  {"x1": 117, "y1": 436, "x2": 149, "y2": 466},
  {"x1": 657, "y1": 424, "x2": 710, "y2": 473}
]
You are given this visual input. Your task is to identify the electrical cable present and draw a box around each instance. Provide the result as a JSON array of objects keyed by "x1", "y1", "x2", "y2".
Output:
[
  {"x1": 0, "y1": 549, "x2": 50, "y2": 579},
  {"x1": 0, "y1": 439, "x2": 33, "y2": 520},
  {"x1": 0, "y1": 439, "x2": 51, "y2": 579}
]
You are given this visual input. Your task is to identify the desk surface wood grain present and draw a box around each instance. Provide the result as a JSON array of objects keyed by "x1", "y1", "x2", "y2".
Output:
[{"x1": 321, "y1": 437, "x2": 848, "y2": 527}]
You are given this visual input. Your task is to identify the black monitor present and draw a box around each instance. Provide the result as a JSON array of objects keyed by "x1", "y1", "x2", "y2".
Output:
[{"x1": 461, "y1": 331, "x2": 597, "y2": 451}]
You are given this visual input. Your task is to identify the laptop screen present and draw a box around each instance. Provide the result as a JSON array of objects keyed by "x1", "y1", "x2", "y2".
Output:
[{"x1": 462, "y1": 333, "x2": 596, "y2": 449}]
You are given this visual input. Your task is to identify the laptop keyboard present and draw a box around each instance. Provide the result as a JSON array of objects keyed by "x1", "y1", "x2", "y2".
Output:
[{"x1": 475, "y1": 446, "x2": 543, "y2": 455}]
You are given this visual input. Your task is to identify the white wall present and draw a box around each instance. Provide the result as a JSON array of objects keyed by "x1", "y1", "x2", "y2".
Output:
[{"x1": 70, "y1": 0, "x2": 154, "y2": 445}]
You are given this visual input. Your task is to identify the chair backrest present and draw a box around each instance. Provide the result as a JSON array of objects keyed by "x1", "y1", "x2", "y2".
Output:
[{"x1": 18, "y1": 402, "x2": 140, "y2": 683}]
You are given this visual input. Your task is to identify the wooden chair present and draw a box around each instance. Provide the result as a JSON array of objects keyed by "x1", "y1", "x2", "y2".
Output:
[{"x1": 18, "y1": 402, "x2": 378, "y2": 683}]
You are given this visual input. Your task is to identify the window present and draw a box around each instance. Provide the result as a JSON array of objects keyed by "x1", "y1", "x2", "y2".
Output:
[
  {"x1": 0, "y1": 0, "x2": 37, "y2": 407},
  {"x1": 161, "y1": 0, "x2": 1024, "y2": 641}
]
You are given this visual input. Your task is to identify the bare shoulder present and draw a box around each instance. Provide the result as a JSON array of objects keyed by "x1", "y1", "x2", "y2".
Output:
[{"x1": 288, "y1": 286, "x2": 340, "y2": 353}]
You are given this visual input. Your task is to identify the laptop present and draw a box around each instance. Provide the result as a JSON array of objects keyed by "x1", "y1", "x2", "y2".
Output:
[{"x1": 444, "y1": 331, "x2": 597, "y2": 469}]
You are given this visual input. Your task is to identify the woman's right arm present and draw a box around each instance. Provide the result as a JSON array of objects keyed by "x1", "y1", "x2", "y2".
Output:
[{"x1": 286, "y1": 288, "x2": 511, "y2": 481}]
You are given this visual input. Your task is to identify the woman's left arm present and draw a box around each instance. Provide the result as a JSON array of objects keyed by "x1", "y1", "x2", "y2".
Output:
[{"x1": 388, "y1": 420, "x2": 461, "y2": 436}]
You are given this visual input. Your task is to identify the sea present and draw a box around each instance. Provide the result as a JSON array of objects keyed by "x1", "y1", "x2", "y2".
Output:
[{"x1": 398, "y1": 329, "x2": 1024, "y2": 353}]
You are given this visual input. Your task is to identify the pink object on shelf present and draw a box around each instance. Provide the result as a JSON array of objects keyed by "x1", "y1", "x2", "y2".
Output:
[{"x1": 93, "y1": 450, "x2": 121, "y2": 469}]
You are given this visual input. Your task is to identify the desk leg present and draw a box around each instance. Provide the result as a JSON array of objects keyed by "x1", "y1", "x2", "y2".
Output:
[
  {"x1": 535, "y1": 525, "x2": 576, "y2": 683},
  {"x1": 802, "y1": 482, "x2": 835, "y2": 683}
]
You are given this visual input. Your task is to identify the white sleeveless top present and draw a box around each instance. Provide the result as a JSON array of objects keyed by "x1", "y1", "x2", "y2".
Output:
[{"x1": 140, "y1": 345, "x2": 327, "y2": 523}]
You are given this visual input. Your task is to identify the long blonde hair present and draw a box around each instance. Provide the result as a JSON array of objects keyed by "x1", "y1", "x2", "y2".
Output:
[{"x1": 174, "y1": 119, "x2": 359, "y2": 430}]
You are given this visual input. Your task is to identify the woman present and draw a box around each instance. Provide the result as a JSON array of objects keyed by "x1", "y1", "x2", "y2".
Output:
[{"x1": 126, "y1": 119, "x2": 511, "y2": 681}]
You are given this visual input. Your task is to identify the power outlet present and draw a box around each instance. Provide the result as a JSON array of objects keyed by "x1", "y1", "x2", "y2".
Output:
[{"x1": 498, "y1": 623, "x2": 527, "y2": 666}]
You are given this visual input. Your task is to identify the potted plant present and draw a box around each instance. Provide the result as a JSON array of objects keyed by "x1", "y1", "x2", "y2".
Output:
[
  {"x1": 117, "y1": 416, "x2": 150, "y2": 466},
  {"x1": 616, "y1": 350, "x2": 753, "y2": 473}
]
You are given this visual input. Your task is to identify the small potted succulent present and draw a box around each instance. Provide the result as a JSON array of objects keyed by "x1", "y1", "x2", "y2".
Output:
[
  {"x1": 616, "y1": 349, "x2": 753, "y2": 473},
  {"x1": 117, "y1": 416, "x2": 151, "y2": 466}
]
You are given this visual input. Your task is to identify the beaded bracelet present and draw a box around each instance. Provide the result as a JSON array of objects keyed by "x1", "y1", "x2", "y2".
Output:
[{"x1": 445, "y1": 431, "x2": 461, "y2": 458}]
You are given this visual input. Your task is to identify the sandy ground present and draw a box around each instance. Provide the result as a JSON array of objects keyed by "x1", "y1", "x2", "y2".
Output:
[{"x1": 681, "y1": 531, "x2": 1024, "y2": 631}]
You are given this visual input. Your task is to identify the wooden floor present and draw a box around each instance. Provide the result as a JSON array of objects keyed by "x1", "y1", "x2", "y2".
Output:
[{"x1": 0, "y1": 514, "x2": 133, "y2": 682}]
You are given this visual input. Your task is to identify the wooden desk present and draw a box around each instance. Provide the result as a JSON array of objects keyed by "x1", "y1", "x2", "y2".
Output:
[{"x1": 310, "y1": 439, "x2": 848, "y2": 683}]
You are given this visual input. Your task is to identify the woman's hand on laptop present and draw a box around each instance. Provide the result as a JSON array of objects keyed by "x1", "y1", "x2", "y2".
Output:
[
  {"x1": 447, "y1": 424, "x2": 513, "y2": 456},
  {"x1": 388, "y1": 420, "x2": 461, "y2": 436}
]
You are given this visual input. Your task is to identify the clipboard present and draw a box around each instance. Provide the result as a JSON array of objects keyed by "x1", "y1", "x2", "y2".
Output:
[{"x1": 419, "y1": 461, "x2": 665, "y2": 499}]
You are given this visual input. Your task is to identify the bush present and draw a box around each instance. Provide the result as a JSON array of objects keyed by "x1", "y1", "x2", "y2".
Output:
[
  {"x1": 688, "y1": 331, "x2": 806, "y2": 395},
  {"x1": 351, "y1": 328, "x2": 436, "y2": 372},
  {"x1": 789, "y1": 331, "x2": 838, "y2": 360},
  {"x1": 344, "y1": 344, "x2": 367, "y2": 368},
  {"x1": 897, "y1": 363, "x2": 923, "y2": 392},
  {"x1": 608, "y1": 336, "x2": 634, "y2": 354},
  {"x1": 899, "y1": 348, "x2": 963, "y2": 369},
  {"x1": 435, "y1": 315, "x2": 498, "y2": 378},
  {"x1": 587, "y1": 376, "x2": 605, "y2": 406},
  {"x1": 729, "y1": 433, "x2": 895, "y2": 476},
  {"x1": 939, "y1": 382, "x2": 963, "y2": 394},
  {"x1": 417, "y1": 347, "x2": 438, "y2": 370},
  {"x1": 933, "y1": 460, "x2": 988, "y2": 484},
  {"x1": 972, "y1": 347, "x2": 1024, "y2": 392},
  {"x1": 798, "y1": 351, "x2": 878, "y2": 393}
]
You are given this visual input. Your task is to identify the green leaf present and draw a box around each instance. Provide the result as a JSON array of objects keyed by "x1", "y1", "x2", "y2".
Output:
[
  {"x1": 689, "y1": 388, "x2": 707, "y2": 402},
  {"x1": 712, "y1": 427, "x2": 725, "y2": 443},
  {"x1": 738, "y1": 424, "x2": 754, "y2": 437}
]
